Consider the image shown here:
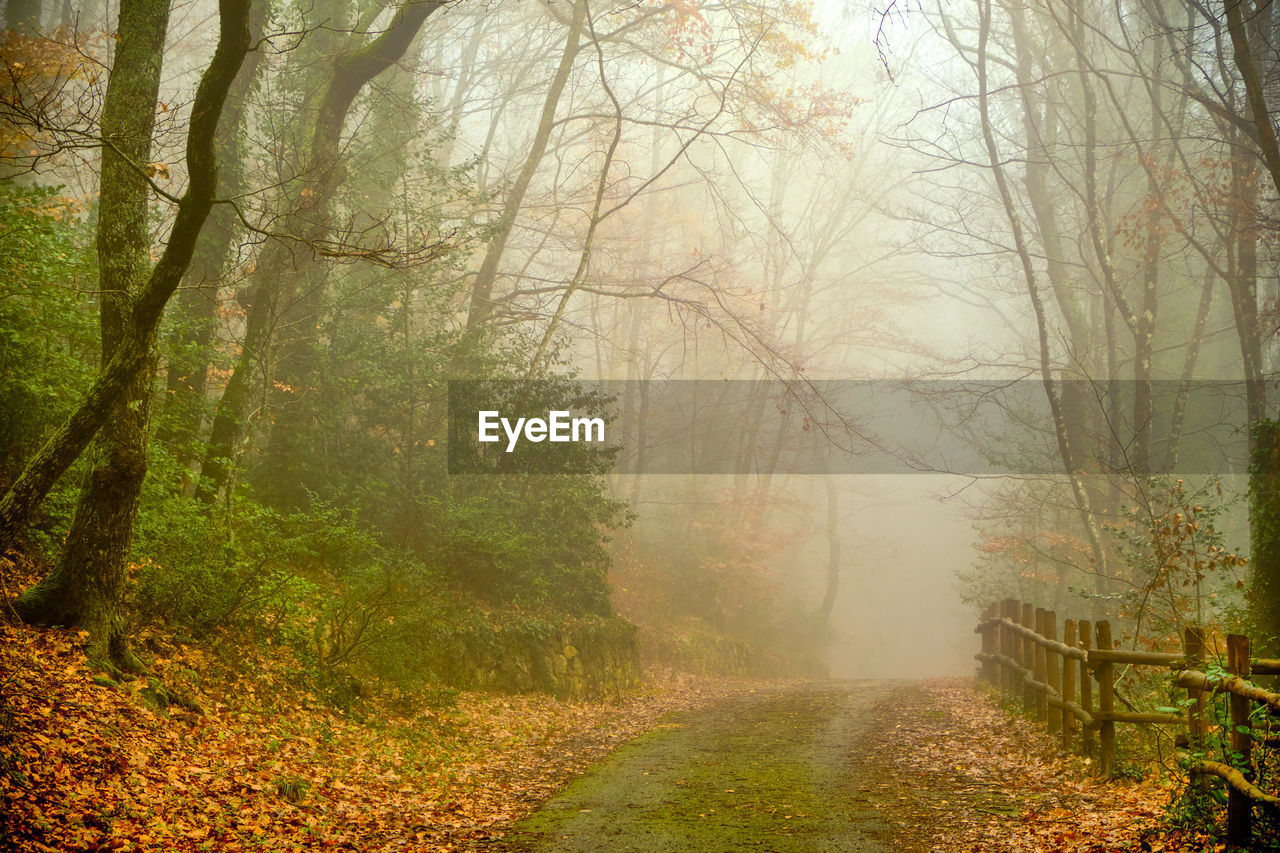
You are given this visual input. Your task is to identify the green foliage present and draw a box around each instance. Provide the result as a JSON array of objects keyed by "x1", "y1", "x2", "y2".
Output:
[
  {"x1": 0, "y1": 180, "x2": 97, "y2": 545},
  {"x1": 130, "y1": 483, "x2": 305, "y2": 638},
  {"x1": 396, "y1": 604, "x2": 639, "y2": 698},
  {"x1": 1164, "y1": 786, "x2": 1217, "y2": 832},
  {"x1": 1110, "y1": 760, "x2": 1146, "y2": 782},
  {"x1": 132, "y1": 462, "x2": 449, "y2": 667},
  {"x1": 4, "y1": 51, "x2": 638, "y2": 706},
  {"x1": 425, "y1": 476, "x2": 626, "y2": 616},
  {"x1": 273, "y1": 774, "x2": 309, "y2": 803},
  {"x1": 1104, "y1": 477, "x2": 1248, "y2": 638},
  {"x1": 130, "y1": 451, "x2": 636, "y2": 699},
  {"x1": 245, "y1": 294, "x2": 627, "y2": 617},
  {"x1": 0, "y1": 183, "x2": 97, "y2": 438}
]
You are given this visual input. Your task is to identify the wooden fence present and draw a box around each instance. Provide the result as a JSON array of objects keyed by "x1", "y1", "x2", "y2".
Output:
[{"x1": 975, "y1": 599, "x2": 1280, "y2": 847}]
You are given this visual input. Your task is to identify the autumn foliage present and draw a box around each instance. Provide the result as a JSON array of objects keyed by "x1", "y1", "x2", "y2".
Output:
[{"x1": 0, "y1": 614, "x2": 760, "y2": 852}]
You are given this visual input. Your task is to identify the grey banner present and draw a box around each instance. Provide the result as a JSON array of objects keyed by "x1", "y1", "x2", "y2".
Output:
[{"x1": 447, "y1": 379, "x2": 1258, "y2": 475}]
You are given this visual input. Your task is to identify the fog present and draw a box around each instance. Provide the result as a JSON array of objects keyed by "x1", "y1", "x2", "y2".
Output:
[{"x1": 2, "y1": 0, "x2": 1270, "y2": 690}]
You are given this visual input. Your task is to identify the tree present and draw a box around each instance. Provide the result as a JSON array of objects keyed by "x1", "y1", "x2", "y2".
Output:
[
  {"x1": 157, "y1": 0, "x2": 270, "y2": 471},
  {"x1": 1218, "y1": 0, "x2": 1280, "y2": 645},
  {"x1": 6, "y1": 0, "x2": 252, "y2": 669},
  {"x1": 196, "y1": 0, "x2": 447, "y2": 506},
  {"x1": 463, "y1": 0, "x2": 586, "y2": 332}
]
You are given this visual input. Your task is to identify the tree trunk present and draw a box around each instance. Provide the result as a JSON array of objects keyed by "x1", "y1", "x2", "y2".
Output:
[
  {"x1": 464, "y1": 0, "x2": 585, "y2": 331},
  {"x1": 0, "y1": 0, "x2": 252, "y2": 591},
  {"x1": 1225, "y1": 0, "x2": 1280, "y2": 200},
  {"x1": 15, "y1": 0, "x2": 170, "y2": 669},
  {"x1": 158, "y1": 0, "x2": 269, "y2": 473},
  {"x1": 817, "y1": 477, "x2": 841, "y2": 625},
  {"x1": 197, "y1": 0, "x2": 442, "y2": 505},
  {"x1": 965, "y1": 0, "x2": 1110, "y2": 584},
  {"x1": 1251, "y1": 420, "x2": 1280, "y2": 650},
  {"x1": 1227, "y1": 0, "x2": 1280, "y2": 647}
]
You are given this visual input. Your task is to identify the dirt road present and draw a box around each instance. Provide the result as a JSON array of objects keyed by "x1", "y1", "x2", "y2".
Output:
[
  {"x1": 491, "y1": 678, "x2": 1184, "y2": 853},
  {"x1": 497, "y1": 681, "x2": 914, "y2": 852}
]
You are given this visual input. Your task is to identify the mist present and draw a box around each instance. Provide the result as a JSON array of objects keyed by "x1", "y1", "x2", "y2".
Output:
[
  {"x1": 3, "y1": 0, "x2": 1279, "y2": 846},
  {"x1": 4, "y1": 0, "x2": 1270, "y2": 691}
]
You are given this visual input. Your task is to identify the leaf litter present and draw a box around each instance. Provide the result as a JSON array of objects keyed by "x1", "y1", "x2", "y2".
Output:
[
  {"x1": 0, "y1": 621, "x2": 763, "y2": 852},
  {"x1": 845, "y1": 678, "x2": 1220, "y2": 852},
  {"x1": 0, "y1": 624, "x2": 1226, "y2": 852}
]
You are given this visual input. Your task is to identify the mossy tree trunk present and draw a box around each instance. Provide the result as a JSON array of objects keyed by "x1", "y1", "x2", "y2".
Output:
[
  {"x1": 158, "y1": 1, "x2": 269, "y2": 473},
  {"x1": 1251, "y1": 420, "x2": 1280, "y2": 650},
  {"x1": 7, "y1": 0, "x2": 253, "y2": 668},
  {"x1": 15, "y1": 0, "x2": 170, "y2": 671}
]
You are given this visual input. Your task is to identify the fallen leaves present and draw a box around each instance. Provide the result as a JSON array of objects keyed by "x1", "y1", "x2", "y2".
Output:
[
  {"x1": 0, "y1": 621, "x2": 760, "y2": 852},
  {"x1": 846, "y1": 679, "x2": 1218, "y2": 852},
  {"x1": 1, "y1": 618, "x2": 1231, "y2": 852}
]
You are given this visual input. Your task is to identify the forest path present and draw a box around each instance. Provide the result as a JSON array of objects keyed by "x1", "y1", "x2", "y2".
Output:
[{"x1": 494, "y1": 680, "x2": 958, "y2": 853}]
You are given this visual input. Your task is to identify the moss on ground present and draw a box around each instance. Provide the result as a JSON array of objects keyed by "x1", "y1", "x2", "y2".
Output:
[{"x1": 498, "y1": 684, "x2": 893, "y2": 852}]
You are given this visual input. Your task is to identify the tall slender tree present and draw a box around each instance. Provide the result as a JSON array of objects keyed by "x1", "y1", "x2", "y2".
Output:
[
  {"x1": 197, "y1": 0, "x2": 446, "y2": 505},
  {"x1": 9, "y1": 0, "x2": 253, "y2": 669}
]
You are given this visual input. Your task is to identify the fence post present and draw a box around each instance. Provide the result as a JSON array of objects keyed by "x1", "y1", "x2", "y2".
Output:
[
  {"x1": 1022, "y1": 602, "x2": 1036, "y2": 713},
  {"x1": 1184, "y1": 626, "x2": 1207, "y2": 793},
  {"x1": 1034, "y1": 608, "x2": 1048, "y2": 722},
  {"x1": 1079, "y1": 619, "x2": 1094, "y2": 759},
  {"x1": 1096, "y1": 620, "x2": 1115, "y2": 778},
  {"x1": 981, "y1": 603, "x2": 998, "y2": 684},
  {"x1": 1062, "y1": 619, "x2": 1077, "y2": 751},
  {"x1": 1227, "y1": 634, "x2": 1252, "y2": 847},
  {"x1": 1046, "y1": 610, "x2": 1061, "y2": 734},
  {"x1": 1001, "y1": 598, "x2": 1019, "y2": 696}
]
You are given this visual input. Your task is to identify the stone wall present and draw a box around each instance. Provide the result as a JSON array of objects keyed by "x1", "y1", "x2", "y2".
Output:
[{"x1": 426, "y1": 614, "x2": 642, "y2": 701}]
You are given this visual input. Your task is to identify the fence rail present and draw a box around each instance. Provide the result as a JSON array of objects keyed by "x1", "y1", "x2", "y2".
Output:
[{"x1": 975, "y1": 598, "x2": 1280, "y2": 847}]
